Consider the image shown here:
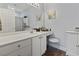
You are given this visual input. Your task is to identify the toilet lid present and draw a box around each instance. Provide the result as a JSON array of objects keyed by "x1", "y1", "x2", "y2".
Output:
[{"x1": 49, "y1": 38, "x2": 59, "y2": 43}]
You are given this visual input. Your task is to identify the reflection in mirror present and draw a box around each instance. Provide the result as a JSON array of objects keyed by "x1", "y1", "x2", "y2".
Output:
[
  {"x1": 0, "y1": 3, "x2": 43, "y2": 32},
  {"x1": 23, "y1": 16, "x2": 30, "y2": 31},
  {"x1": 14, "y1": 3, "x2": 41, "y2": 32}
]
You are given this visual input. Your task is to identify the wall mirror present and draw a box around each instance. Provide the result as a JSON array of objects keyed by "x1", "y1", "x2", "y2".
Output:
[{"x1": 0, "y1": 3, "x2": 46, "y2": 33}]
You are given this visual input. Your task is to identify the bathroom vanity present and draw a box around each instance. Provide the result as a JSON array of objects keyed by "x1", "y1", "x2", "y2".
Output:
[
  {"x1": 66, "y1": 31, "x2": 79, "y2": 56},
  {"x1": 0, "y1": 31, "x2": 47, "y2": 56}
]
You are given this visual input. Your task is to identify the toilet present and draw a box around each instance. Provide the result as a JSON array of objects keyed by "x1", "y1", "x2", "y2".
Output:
[
  {"x1": 49, "y1": 38, "x2": 59, "y2": 43},
  {"x1": 47, "y1": 33, "x2": 60, "y2": 49}
]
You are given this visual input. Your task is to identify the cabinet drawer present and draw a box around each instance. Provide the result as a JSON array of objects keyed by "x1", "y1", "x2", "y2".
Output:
[
  {"x1": 6, "y1": 45, "x2": 32, "y2": 56},
  {"x1": 0, "y1": 39, "x2": 31, "y2": 55}
]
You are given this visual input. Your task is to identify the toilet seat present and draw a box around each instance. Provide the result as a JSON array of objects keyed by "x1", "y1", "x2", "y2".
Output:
[{"x1": 49, "y1": 38, "x2": 59, "y2": 43}]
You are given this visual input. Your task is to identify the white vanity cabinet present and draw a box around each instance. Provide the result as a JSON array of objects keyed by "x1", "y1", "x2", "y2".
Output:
[
  {"x1": 0, "y1": 32, "x2": 47, "y2": 56},
  {"x1": 66, "y1": 31, "x2": 79, "y2": 56},
  {"x1": 32, "y1": 34, "x2": 46, "y2": 56}
]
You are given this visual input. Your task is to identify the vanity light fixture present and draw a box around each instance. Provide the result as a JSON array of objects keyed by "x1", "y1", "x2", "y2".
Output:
[{"x1": 48, "y1": 9, "x2": 56, "y2": 19}]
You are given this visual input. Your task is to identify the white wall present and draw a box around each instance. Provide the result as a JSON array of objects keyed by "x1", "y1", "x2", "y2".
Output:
[{"x1": 44, "y1": 3, "x2": 79, "y2": 50}]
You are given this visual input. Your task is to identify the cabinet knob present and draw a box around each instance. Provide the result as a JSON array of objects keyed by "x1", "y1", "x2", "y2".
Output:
[{"x1": 17, "y1": 44, "x2": 21, "y2": 48}]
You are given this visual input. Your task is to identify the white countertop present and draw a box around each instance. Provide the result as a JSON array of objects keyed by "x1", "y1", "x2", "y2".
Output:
[{"x1": 0, "y1": 31, "x2": 48, "y2": 47}]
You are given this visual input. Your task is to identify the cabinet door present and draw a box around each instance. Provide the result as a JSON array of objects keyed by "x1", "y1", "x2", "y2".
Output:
[
  {"x1": 32, "y1": 36, "x2": 41, "y2": 56},
  {"x1": 40, "y1": 35, "x2": 46, "y2": 55},
  {"x1": 6, "y1": 46, "x2": 31, "y2": 56},
  {"x1": 66, "y1": 33, "x2": 77, "y2": 56},
  {"x1": 19, "y1": 46, "x2": 32, "y2": 56}
]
